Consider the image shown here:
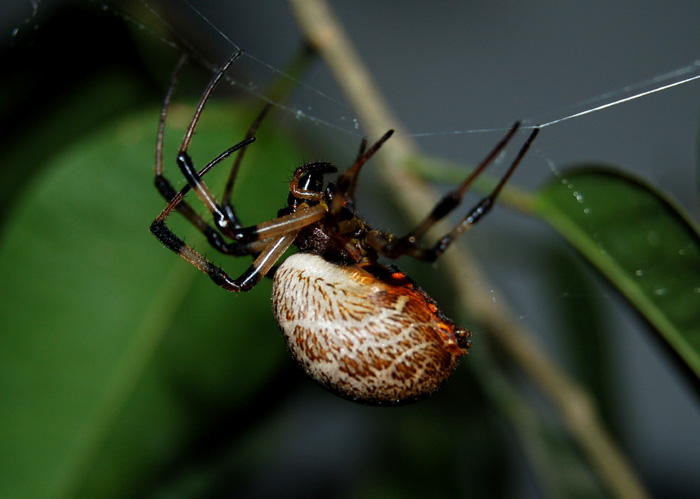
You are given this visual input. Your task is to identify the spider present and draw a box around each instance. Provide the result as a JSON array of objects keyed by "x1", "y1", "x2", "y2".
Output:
[{"x1": 150, "y1": 51, "x2": 539, "y2": 406}]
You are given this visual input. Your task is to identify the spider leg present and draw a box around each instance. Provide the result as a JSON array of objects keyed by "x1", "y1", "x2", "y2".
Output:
[
  {"x1": 151, "y1": 221, "x2": 299, "y2": 291},
  {"x1": 169, "y1": 52, "x2": 291, "y2": 243},
  {"x1": 155, "y1": 54, "x2": 187, "y2": 179},
  {"x1": 355, "y1": 136, "x2": 369, "y2": 161},
  {"x1": 154, "y1": 53, "x2": 252, "y2": 255},
  {"x1": 156, "y1": 138, "x2": 263, "y2": 256},
  {"x1": 330, "y1": 129, "x2": 394, "y2": 214},
  {"x1": 153, "y1": 152, "x2": 328, "y2": 249},
  {"x1": 221, "y1": 103, "x2": 274, "y2": 228},
  {"x1": 172, "y1": 50, "x2": 250, "y2": 239},
  {"x1": 152, "y1": 50, "x2": 328, "y2": 289},
  {"x1": 152, "y1": 151, "x2": 327, "y2": 289},
  {"x1": 346, "y1": 136, "x2": 369, "y2": 202},
  {"x1": 174, "y1": 148, "x2": 327, "y2": 243},
  {"x1": 154, "y1": 52, "x2": 283, "y2": 255},
  {"x1": 179, "y1": 50, "x2": 244, "y2": 153},
  {"x1": 151, "y1": 199, "x2": 326, "y2": 290},
  {"x1": 154, "y1": 54, "x2": 222, "y2": 248},
  {"x1": 369, "y1": 124, "x2": 540, "y2": 262}
]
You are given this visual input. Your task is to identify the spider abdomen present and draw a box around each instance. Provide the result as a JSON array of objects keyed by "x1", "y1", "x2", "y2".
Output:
[{"x1": 272, "y1": 253, "x2": 471, "y2": 405}]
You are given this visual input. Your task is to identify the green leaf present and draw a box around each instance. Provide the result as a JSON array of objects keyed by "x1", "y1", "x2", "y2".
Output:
[
  {"x1": 534, "y1": 168, "x2": 700, "y2": 380},
  {"x1": 0, "y1": 103, "x2": 301, "y2": 498}
]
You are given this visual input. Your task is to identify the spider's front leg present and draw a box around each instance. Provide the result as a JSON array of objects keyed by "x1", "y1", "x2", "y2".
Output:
[
  {"x1": 151, "y1": 50, "x2": 315, "y2": 292},
  {"x1": 150, "y1": 214, "x2": 296, "y2": 292},
  {"x1": 153, "y1": 54, "x2": 235, "y2": 254},
  {"x1": 329, "y1": 129, "x2": 394, "y2": 214},
  {"x1": 151, "y1": 151, "x2": 329, "y2": 292},
  {"x1": 153, "y1": 51, "x2": 260, "y2": 256}
]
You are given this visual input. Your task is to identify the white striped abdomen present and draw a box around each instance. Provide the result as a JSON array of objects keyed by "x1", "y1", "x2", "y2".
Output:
[{"x1": 272, "y1": 253, "x2": 470, "y2": 405}]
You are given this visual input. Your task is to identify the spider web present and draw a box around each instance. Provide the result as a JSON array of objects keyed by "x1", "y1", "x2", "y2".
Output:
[
  {"x1": 5, "y1": 0, "x2": 700, "y2": 493},
  {"x1": 110, "y1": 0, "x2": 700, "y2": 208}
]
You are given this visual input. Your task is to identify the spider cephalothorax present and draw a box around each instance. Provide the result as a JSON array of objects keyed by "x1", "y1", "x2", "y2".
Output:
[
  {"x1": 278, "y1": 162, "x2": 367, "y2": 266},
  {"x1": 151, "y1": 51, "x2": 538, "y2": 405}
]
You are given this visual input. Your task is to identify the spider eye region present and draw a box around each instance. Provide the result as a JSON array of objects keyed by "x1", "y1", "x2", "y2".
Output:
[
  {"x1": 272, "y1": 253, "x2": 471, "y2": 405},
  {"x1": 295, "y1": 161, "x2": 337, "y2": 193}
]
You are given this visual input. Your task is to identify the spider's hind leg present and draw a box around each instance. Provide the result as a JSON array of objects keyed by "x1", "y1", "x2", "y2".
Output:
[{"x1": 369, "y1": 124, "x2": 540, "y2": 262}]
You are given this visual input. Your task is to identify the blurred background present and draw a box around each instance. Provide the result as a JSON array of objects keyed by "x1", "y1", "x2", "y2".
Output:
[{"x1": 1, "y1": 1, "x2": 699, "y2": 497}]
